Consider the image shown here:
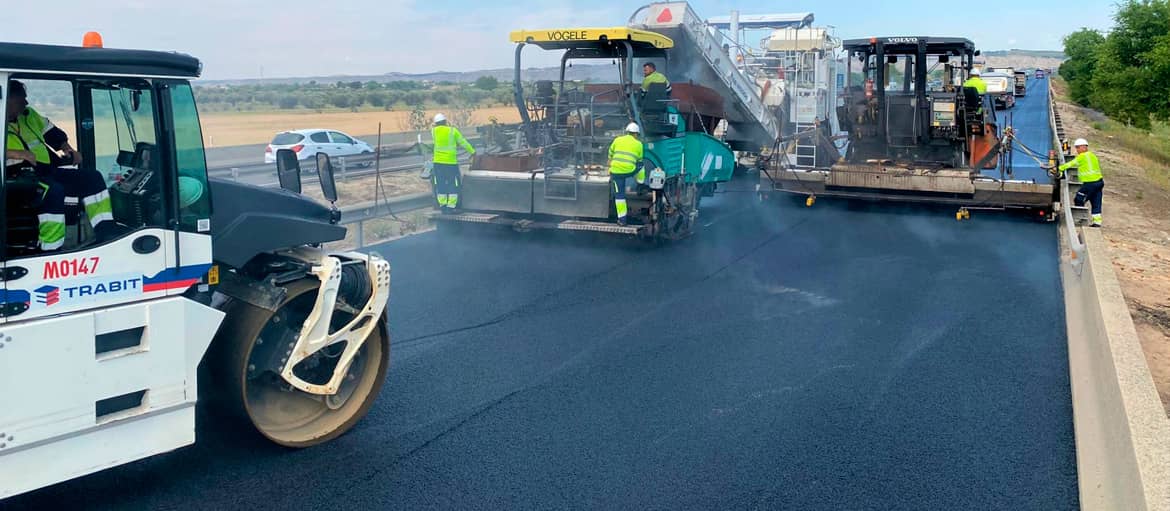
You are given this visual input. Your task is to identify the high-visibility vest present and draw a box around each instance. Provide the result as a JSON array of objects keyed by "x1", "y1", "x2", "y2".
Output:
[
  {"x1": 641, "y1": 71, "x2": 670, "y2": 92},
  {"x1": 432, "y1": 124, "x2": 474, "y2": 165},
  {"x1": 963, "y1": 76, "x2": 987, "y2": 95},
  {"x1": 6, "y1": 107, "x2": 53, "y2": 164},
  {"x1": 608, "y1": 134, "x2": 643, "y2": 175},
  {"x1": 1059, "y1": 150, "x2": 1103, "y2": 182}
]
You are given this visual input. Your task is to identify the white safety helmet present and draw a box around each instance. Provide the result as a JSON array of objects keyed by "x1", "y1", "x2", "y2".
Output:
[
  {"x1": 433, "y1": 113, "x2": 447, "y2": 123},
  {"x1": 625, "y1": 122, "x2": 640, "y2": 134},
  {"x1": 970, "y1": 68, "x2": 982, "y2": 76},
  {"x1": 1074, "y1": 138, "x2": 1089, "y2": 147}
]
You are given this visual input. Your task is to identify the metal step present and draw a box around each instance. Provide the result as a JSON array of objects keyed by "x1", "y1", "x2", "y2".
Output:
[
  {"x1": 430, "y1": 212, "x2": 500, "y2": 223},
  {"x1": 556, "y1": 220, "x2": 643, "y2": 235}
]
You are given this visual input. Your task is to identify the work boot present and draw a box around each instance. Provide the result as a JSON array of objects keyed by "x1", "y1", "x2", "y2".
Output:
[
  {"x1": 617, "y1": 217, "x2": 627, "y2": 226},
  {"x1": 1090, "y1": 222, "x2": 1101, "y2": 228}
]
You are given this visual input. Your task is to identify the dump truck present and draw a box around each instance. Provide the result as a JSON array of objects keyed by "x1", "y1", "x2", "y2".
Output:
[
  {"x1": 983, "y1": 71, "x2": 1016, "y2": 109},
  {"x1": 763, "y1": 36, "x2": 1054, "y2": 213},
  {"x1": 1, "y1": 37, "x2": 390, "y2": 498},
  {"x1": 432, "y1": 26, "x2": 735, "y2": 240},
  {"x1": 1014, "y1": 70, "x2": 1028, "y2": 96}
]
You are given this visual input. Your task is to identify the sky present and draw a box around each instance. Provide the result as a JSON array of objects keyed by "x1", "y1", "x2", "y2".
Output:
[{"x1": 4, "y1": 0, "x2": 1117, "y2": 80}]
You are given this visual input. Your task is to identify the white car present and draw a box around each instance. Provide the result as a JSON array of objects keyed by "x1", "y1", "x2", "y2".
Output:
[{"x1": 264, "y1": 128, "x2": 374, "y2": 163}]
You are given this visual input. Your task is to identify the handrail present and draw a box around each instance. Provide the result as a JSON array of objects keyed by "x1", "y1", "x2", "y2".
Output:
[{"x1": 1049, "y1": 81, "x2": 1086, "y2": 272}]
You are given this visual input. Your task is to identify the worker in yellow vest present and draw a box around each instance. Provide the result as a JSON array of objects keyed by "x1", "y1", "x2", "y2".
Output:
[
  {"x1": 6, "y1": 80, "x2": 116, "y2": 250},
  {"x1": 608, "y1": 123, "x2": 644, "y2": 226},
  {"x1": 640, "y1": 62, "x2": 671, "y2": 94},
  {"x1": 1058, "y1": 138, "x2": 1104, "y2": 227},
  {"x1": 962, "y1": 68, "x2": 987, "y2": 114},
  {"x1": 431, "y1": 113, "x2": 475, "y2": 211}
]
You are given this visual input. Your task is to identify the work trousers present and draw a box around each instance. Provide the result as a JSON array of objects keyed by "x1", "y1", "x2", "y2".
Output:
[
  {"x1": 432, "y1": 162, "x2": 461, "y2": 208},
  {"x1": 37, "y1": 167, "x2": 112, "y2": 227},
  {"x1": 611, "y1": 172, "x2": 636, "y2": 220},
  {"x1": 1075, "y1": 179, "x2": 1104, "y2": 224}
]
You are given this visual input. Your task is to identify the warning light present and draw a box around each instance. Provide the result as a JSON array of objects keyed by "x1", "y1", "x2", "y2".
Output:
[
  {"x1": 656, "y1": 8, "x2": 673, "y2": 23},
  {"x1": 82, "y1": 32, "x2": 103, "y2": 48}
]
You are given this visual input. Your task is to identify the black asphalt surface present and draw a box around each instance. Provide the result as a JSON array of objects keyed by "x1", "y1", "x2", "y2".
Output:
[
  {"x1": 5, "y1": 76, "x2": 1078, "y2": 510},
  {"x1": 5, "y1": 180, "x2": 1078, "y2": 509}
]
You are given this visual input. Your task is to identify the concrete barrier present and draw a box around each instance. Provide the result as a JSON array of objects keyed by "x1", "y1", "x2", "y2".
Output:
[{"x1": 1061, "y1": 226, "x2": 1170, "y2": 510}]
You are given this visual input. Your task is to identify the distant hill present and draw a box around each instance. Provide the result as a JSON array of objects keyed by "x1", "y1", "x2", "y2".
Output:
[
  {"x1": 984, "y1": 49, "x2": 1066, "y2": 59},
  {"x1": 201, "y1": 48, "x2": 1067, "y2": 86},
  {"x1": 201, "y1": 64, "x2": 621, "y2": 86},
  {"x1": 983, "y1": 49, "x2": 1066, "y2": 73}
]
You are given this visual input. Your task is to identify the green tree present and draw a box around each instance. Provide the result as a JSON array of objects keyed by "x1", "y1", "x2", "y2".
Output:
[
  {"x1": 302, "y1": 93, "x2": 325, "y2": 111},
  {"x1": 432, "y1": 90, "x2": 452, "y2": 105},
  {"x1": 474, "y1": 75, "x2": 499, "y2": 90},
  {"x1": 401, "y1": 91, "x2": 424, "y2": 105},
  {"x1": 366, "y1": 91, "x2": 388, "y2": 107},
  {"x1": 277, "y1": 95, "x2": 299, "y2": 109},
  {"x1": 1060, "y1": 28, "x2": 1105, "y2": 106},
  {"x1": 329, "y1": 93, "x2": 352, "y2": 109},
  {"x1": 494, "y1": 88, "x2": 514, "y2": 106},
  {"x1": 1084, "y1": 0, "x2": 1170, "y2": 127}
]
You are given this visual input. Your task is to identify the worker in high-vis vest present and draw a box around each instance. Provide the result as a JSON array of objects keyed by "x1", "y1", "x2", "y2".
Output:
[
  {"x1": 6, "y1": 131, "x2": 66, "y2": 251},
  {"x1": 6, "y1": 80, "x2": 116, "y2": 247},
  {"x1": 1058, "y1": 138, "x2": 1105, "y2": 227},
  {"x1": 430, "y1": 113, "x2": 475, "y2": 211},
  {"x1": 962, "y1": 68, "x2": 987, "y2": 114},
  {"x1": 608, "y1": 123, "x2": 645, "y2": 226},
  {"x1": 640, "y1": 62, "x2": 671, "y2": 94}
]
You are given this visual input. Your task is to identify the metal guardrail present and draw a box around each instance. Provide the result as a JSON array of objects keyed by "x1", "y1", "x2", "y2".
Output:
[
  {"x1": 1050, "y1": 82, "x2": 1086, "y2": 272},
  {"x1": 338, "y1": 192, "x2": 434, "y2": 248}
]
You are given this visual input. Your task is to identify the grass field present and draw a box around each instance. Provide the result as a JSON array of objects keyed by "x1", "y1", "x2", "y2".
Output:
[
  {"x1": 50, "y1": 105, "x2": 522, "y2": 149},
  {"x1": 199, "y1": 106, "x2": 522, "y2": 147}
]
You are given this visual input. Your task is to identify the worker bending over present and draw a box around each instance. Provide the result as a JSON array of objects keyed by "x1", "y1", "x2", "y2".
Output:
[
  {"x1": 1058, "y1": 138, "x2": 1104, "y2": 227},
  {"x1": 430, "y1": 113, "x2": 475, "y2": 212},
  {"x1": 608, "y1": 123, "x2": 644, "y2": 226}
]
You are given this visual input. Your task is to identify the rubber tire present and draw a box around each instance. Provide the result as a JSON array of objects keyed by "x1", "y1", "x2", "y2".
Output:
[{"x1": 211, "y1": 277, "x2": 389, "y2": 448}]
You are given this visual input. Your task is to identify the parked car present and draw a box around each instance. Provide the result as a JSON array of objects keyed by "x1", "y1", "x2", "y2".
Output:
[{"x1": 264, "y1": 129, "x2": 373, "y2": 164}]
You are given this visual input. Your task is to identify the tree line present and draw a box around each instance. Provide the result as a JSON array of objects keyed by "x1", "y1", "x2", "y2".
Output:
[
  {"x1": 1061, "y1": 0, "x2": 1170, "y2": 129},
  {"x1": 192, "y1": 75, "x2": 513, "y2": 113}
]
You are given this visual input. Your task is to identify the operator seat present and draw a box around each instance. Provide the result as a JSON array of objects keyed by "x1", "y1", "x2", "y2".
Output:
[
  {"x1": 640, "y1": 82, "x2": 675, "y2": 136},
  {"x1": 4, "y1": 164, "x2": 48, "y2": 257},
  {"x1": 962, "y1": 86, "x2": 984, "y2": 135}
]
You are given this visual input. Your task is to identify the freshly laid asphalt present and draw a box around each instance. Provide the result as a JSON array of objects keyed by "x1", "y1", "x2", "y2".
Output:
[
  {"x1": 4, "y1": 79, "x2": 1078, "y2": 510},
  {"x1": 986, "y1": 75, "x2": 1053, "y2": 184}
]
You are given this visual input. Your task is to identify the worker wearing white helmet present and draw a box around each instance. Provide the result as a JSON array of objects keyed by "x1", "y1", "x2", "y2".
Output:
[
  {"x1": 430, "y1": 113, "x2": 475, "y2": 211},
  {"x1": 607, "y1": 122, "x2": 644, "y2": 225},
  {"x1": 1057, "y1": 137, "x2": 1104, "y2": 227},
  {"x1": 962, "y1": 68, "x2": 987, "y2": 114}
]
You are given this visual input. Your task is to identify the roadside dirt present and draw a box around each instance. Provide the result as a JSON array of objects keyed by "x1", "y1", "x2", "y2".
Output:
[
  {"x1": 1053, "y1": 82, "x2": 1170, "y2": 415},
  {"x1": 301, "y1": 168, "x2": 432, "y2": 205}
]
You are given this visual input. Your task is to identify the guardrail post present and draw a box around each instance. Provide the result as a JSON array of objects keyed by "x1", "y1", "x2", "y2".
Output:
[
  {"x1": 339, "y1": 157, "x2": 348, "y2": 183},
  {"x1": 355, "y1": 219, "x2": 365, "y2": 248},
  {"x1": 231, "y1": 167, "x2": 239, "y2": 181}
]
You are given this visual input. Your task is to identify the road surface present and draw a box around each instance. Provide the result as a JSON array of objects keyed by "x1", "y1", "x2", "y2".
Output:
[
  {"x1": 3, "y1": 75, "x2": 1079, "y2": 511},
  {"x1": 5, "y1": 177, "x2": 1078, "y2": 509}
]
